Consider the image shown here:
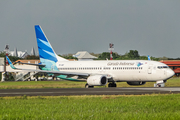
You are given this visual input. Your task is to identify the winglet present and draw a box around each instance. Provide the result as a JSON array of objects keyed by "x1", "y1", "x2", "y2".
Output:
[
  {"x1": 148, "y1": 55, "x2": 151, "y2": 60},
  {"x1": 6, "y1": 56, "x2": 17, "y2": 69}
]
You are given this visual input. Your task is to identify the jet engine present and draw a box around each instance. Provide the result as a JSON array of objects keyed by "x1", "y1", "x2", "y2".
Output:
[
  {"x1": 87, "y1": 75, "x2": 108, "y2": 86},
  {"x1": 127, "y1": 81, "x2": 146, "y2": 85}
]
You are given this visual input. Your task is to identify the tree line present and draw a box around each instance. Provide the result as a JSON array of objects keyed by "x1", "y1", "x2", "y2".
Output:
[
  {"x1": 0, "y1": 50, "x2": 180, "y2": 62},
  {"x1": 61, "y1": 50, "x2": 180, "y2": 61},
  {"x1": 95, "y1": 50, "x2": 160, "y2": 61}
]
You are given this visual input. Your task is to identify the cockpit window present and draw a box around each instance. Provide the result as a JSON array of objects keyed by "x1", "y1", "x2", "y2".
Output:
[
  {"x1": 157, "y1": 66, "x2": 169, "y2": 69},
  {"x1": 163, "y1": 66, "x2": 169, "y2": 68}
]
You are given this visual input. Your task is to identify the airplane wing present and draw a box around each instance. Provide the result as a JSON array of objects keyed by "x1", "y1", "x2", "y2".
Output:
[
  {"x1": 14, "y1": 61, "x2": 46, "y2": 67},
  {"x1": 6, "y1": 56, "x2": 89, "y2": 78}
]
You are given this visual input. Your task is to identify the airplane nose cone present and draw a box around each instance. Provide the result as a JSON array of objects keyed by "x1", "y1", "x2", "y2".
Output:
[{"x1": 167, "y1": 69, "x2": 175, "y2": 78}]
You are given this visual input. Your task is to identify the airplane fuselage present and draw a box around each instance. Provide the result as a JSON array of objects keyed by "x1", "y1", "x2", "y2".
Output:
[{"x1": 56, "y1": 60, "x2": 174, "y2": 82}]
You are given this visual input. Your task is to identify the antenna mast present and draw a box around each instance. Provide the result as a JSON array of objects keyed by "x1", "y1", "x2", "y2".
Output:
[{"x1": 109, "y1": 43, "x2": 114, "y2": 60}]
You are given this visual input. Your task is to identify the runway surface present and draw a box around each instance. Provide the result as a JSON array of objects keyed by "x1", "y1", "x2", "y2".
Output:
[{"x1": 0, "y1": 87, "x2": 180, "y2": 96}]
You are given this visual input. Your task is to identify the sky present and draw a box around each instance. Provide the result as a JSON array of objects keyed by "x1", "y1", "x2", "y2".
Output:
[{"x1": 0, "y1": 0, "x2": 180, "y2": 58}]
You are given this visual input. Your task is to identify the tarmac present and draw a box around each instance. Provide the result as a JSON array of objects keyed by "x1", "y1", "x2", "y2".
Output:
[{"x1": 0, "y1": 87, "x2": 180, "y2": 96}]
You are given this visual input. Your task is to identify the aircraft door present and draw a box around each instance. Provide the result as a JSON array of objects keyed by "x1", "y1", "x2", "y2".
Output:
[
  {"x1": 164, "y1": 70, "x2": 167, "y2": 76},
  {"x1": 99, "y1": 66, "x2": 105, "y2": 73},
  {"x1": 148, "y1": 65, "x2": 152, "y2": 74}
]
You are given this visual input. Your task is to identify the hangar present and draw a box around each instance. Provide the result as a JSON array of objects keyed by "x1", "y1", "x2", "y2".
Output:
[{"x1": 160, "y1": 60, "x2": 180, "y2": 76}]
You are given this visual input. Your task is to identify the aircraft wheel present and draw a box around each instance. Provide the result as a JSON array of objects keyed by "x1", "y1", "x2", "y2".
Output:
[
  {"x1": 113, "y1": 83, "x2": 117, "y2": 87},
  {"x1": 108, "y1": 83, "x2": 117, "y2": 87},
  {"x1": 89, "y1": 86, "x2": 94, "y2": 88},
  {"x1": 108, "y1": 83, "x2": 112, "y2": 87},
  {"x1": 156, "y1": 84, "x2": 161, "y2": 87}
]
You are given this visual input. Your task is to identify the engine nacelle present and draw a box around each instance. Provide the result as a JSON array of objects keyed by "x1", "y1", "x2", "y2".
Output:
[
  {"x1": 87, "y1": 75, "x2": 107, "y2": 86},
  {"x1": 127, "y1": 81, "x2": 146, "y2": 86}
]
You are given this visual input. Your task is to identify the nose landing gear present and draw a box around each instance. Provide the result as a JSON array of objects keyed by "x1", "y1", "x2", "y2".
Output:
[{"x1": 154, "y1": 80, "x2": 165, "y2": 87}]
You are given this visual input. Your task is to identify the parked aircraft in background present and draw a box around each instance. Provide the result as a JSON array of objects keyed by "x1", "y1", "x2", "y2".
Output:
[{"x1": 6, "y1": 25, "x2": 175, "y2": 88}]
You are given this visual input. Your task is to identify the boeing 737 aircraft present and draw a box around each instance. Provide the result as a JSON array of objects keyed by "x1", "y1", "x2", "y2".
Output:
[{"x1": 7, "y1": 25, "x2": 175, "y2": 88}]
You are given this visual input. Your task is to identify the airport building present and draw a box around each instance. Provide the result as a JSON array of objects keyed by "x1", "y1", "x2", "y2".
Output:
[
  {"x1": 7, "y1": 48, "x2": 29, "y2": 58},
  {"x1": 160, "y1": 60, "x2": 180, "y2": 76},
  {"x1": 2, "y1": 47, "x2": 36, "y2": 59},
  {"x1": 15, "y1": 59, "x2": 40, "y2": 65},
  {"x1": 73, "y1": 51, "x2": 97, "y2": 61}
]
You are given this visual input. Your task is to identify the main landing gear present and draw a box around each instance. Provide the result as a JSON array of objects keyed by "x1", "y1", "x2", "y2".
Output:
[
  {"x1": 108, "y1": 82, "x2": 117, "y2": 87},
  {"x1": 85, "y1": 83, "x2": 94, "y2": 88},
  {"x1": 85, "y1": 82, "x2": 117, "y2": 88}
]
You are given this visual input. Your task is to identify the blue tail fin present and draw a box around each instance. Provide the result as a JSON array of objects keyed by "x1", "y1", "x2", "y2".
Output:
[
  {"x1": 148, "y1": 55, "x2": 151, "y2": 60},
  {"x1": 35, "y1": 25, "x2": 67, "y2": 71},
  {"x1": 35, "y1": 25, "x2": 58, "y2": 62}
]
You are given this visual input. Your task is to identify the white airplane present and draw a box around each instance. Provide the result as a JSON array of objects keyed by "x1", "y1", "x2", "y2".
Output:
[{"x1": 7, "y1": 25, "x2": 175, "y2": 88}]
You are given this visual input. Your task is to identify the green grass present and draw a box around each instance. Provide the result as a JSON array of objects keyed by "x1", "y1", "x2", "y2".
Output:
[
  {"x1": 0, "y1": 77, "x2": 180, "y2": 89},
  {"x1": 0, "y1": 78, "x2": 180, "y2": 119},
  {"x1": 0, "y1": 94, "x2": 180, "y2": 120}
]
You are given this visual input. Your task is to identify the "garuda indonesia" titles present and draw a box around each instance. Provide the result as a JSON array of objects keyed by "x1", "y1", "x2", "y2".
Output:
[{"x1": 107, "y1": 62, "x2": 135, "y2": 66}]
